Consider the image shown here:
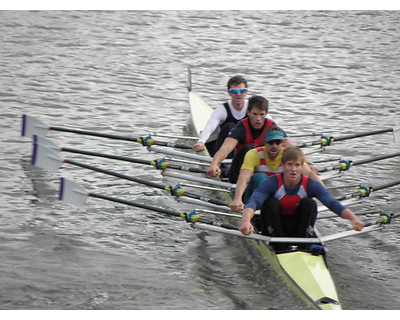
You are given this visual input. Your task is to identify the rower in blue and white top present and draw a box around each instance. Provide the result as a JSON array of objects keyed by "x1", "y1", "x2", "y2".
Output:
[
  {"x1": 194, "y1": 75, "x2": 250, "y2": 156},
  {"x1": 240, "y1": 146, "x2": 365, "y2": 240}
]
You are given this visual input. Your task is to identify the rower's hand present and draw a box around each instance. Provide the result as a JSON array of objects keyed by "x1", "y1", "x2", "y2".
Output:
[
  {"x1": 229, "y1": 199, "x2": 244, "y2": 213},
  {"x1": 240, "y1": 221, "x2": 254, "y2": 236},
  {"x1": 351, "y1": 216, "x2": 365, "y2": 231},
  {"x1": 193, "y1": 142, "x2": 205, "y2": 153},
  {"x1": 207, "y1": 164, "x2": 221, "y2": 178}
]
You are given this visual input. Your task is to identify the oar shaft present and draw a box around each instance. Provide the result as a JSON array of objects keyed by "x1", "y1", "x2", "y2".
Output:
[
  {"x1": 64, "y1": 159, "x2": 228, "y2": 206},
  {"x1": 351, "y1": 151, "x2": 400, "y2": 166},
  {"x1": 61, "y1": 147, "x2": 206, "y2": 173},
  {"x1": 62, "y1": 147, "x2": 151, "y2": 165},
  {"x1": 298, "y1": 127, "x2": 394, "y2": 148},
  {"x1": 336, "y1": 179, "x2": 400, "y2": 201},
  {"x1": 65, "y1": 159, "x2": 166, "y2": 190},
  {"x1": 371, "y1": 179, "x2": 400, "y2": 192},
  {"x1": 88, "y1": 192, "x2": 238, "y2": 229},
  {"x1": 50, "y1": 126, "x2": 193, "y2": 149},
  {"x1": 88, "y1": 192, "x2": 183, "y2": 218},
  {"x1": 332, "y1": 128, "x2": 392, "y2": 142},
  {"x1": 319, "y1": 151, "x2": 400, "y2": 173},
  {"x1": 50, "y1": 126, "x2": 139, "y2": 142}
]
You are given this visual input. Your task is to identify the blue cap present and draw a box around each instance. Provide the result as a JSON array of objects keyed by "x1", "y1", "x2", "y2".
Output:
[{"x1": 264, "y1": 129, "x2": 284, "y2": 142}]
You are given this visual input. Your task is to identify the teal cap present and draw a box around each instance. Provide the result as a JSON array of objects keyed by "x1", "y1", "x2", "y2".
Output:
[{"x1": 264, "y1": 129, "x2": 284, "y2": 142}]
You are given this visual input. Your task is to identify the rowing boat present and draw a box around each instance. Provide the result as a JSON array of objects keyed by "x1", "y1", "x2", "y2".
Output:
[
  {"x1": 186, "y1": 71, "x2": 342, "y2": 310},
  {"x1": 21, "y1": 74, "x2": 400, "y2": 310}
]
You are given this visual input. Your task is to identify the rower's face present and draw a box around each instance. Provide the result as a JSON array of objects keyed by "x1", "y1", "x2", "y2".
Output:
[
  {"x1": 228, "y1": 84, "x2": 248, "y2": 105},
  {"x1": 282, "y1": 159, "x2": 303, "y2": 182},
  {"x1": 247, "y1": 107, "x2": 267, "y2": 129},
  {"x1": 265, "y1": 140, "x2": 283, "y2": 159}
]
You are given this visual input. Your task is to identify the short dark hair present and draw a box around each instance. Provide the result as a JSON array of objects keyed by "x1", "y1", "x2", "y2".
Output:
[
  {"x1": 248, "y1": 95, "x2": 269, "y2": 112},
  {"x1": 227, "y1": 75, "x2": 247, "y2": 90}
]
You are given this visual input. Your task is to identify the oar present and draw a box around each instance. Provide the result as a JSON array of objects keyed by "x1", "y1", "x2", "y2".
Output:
[
  {"x1": 147, "y1": 132, "x2": 198, "y2": 141},
  {"x1": 318, "y1": 151, "x2": 400, "y2": 173},
  {"x1": 59, "y1": 178, "x2": 396, "y2": 245},
  {"x1": 297, "y1": 123, "x2": 400, "y2": 148},
  {"x1": 21, "y1": 114, "x2": 193, "y2": 150},
  {"x1": 336, "y1": 179, "x2": 400, "y2": 201},
  {"x1": 58, "y1": 177, "x2": 320, "y2": 244},
  {"x1": 320, "y1": 212, "x2": 400, "y2": 242},
  {"x1": 33, "y1": 135, "x2": 207, "y2": 174},
  {"x1": 59, "y1": 177, "x2": 238, "y2": 230},
  {"x1": 31, "y1": 142, "x2": 230, "y2": 207},
  {"x1": 317, "y1": 209, "x2": 383, "y2": 220}
]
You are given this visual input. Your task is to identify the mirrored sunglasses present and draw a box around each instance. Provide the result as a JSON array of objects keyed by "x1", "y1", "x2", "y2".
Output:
[{"x1": 228, "y1": 88, "x2": 247, "y2": 94}]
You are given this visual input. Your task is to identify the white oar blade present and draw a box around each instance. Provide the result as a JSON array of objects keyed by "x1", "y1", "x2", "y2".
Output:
[
  {"x1": 393, "y1": 122, "x2": 400, "y2": 143},
  {"x1": 33, "y1": 135, "x2": 60, "y2": 152},
  {"x1": 22, "y1": 114, "x2": 49, "y2": 138},
  {"x1": 31, "y1": 143, "x2": 63, "y2": 172},
  {"x1": 59, "y1": 178, "x2": 89, "y2": 206}
]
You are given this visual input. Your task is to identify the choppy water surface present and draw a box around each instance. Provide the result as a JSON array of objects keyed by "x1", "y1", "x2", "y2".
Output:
[{"x1": 1, "y1": 10, "x2": 400, "y2": 310}]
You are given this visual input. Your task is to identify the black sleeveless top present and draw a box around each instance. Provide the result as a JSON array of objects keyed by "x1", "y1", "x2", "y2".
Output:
[{"x1": 220, "y1": 102, "x2": 247, "y2": 127}]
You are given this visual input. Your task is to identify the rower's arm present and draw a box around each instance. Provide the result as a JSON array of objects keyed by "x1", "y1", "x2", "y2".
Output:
[
  {"x1": 207, "y1": 137, "x2": 238, "y2": 177},
  {"x1": 240, "y1": 208, "x2": 255, "y2": 235},
  {"x1": 212, "y1": 137, "x2": 238, "y2": 165},
  {"x1": 230, "y1": 169, "x2": 253, "y2": 212},
  {"x1": 341, "y1": 208, "x2": 366, "y2": 231}
]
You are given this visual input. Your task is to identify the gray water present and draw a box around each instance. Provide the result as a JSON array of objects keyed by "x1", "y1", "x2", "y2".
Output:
[{"x1": 1, "y1": 10, "x2": 400, "y2": 310}]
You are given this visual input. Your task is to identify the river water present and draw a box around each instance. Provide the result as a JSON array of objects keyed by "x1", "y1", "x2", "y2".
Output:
[{"x1": 1, "y1": 10, "x2": 400, "y2": 311}]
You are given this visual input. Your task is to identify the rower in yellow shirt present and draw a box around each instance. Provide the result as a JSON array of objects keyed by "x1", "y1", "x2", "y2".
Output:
[{"x1": 230, "y1": 126, "x2": 322, "y2": 213}]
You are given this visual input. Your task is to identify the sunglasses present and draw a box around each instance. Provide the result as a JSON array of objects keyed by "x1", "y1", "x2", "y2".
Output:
[
  {"x1": 228, "y1": 88, "x2": 247, "y2": 94},
  {"x1": 266, "y1": 140, "x2": 283, "y2": 146}
]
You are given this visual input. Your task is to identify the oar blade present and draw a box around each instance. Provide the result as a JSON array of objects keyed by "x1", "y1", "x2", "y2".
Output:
[
  {"x1": 31, "y1": 142, "x2": 64, "y2": 172},
  {"x1": 22, "y1": 115, "x2": 49, "y2": 138},
  {"x1": 59, "y1": 178, "x2": 89, "y2": 206},
  {"x1": 393, "y1": 122, "x2": 400, "y2": 143},
  {"x1": 33, "y1": 135, "x2": 60, "y2": 152}
]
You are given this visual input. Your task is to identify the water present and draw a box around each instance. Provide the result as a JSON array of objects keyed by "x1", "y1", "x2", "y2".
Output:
[{"x1": 1, "y1": 10, "x2": 400, "y2": 310}]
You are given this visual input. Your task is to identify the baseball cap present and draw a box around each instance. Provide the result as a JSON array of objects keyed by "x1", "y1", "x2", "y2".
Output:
[{"x1": 264, "y1": 129, "x2": 284, "y2": 142}]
